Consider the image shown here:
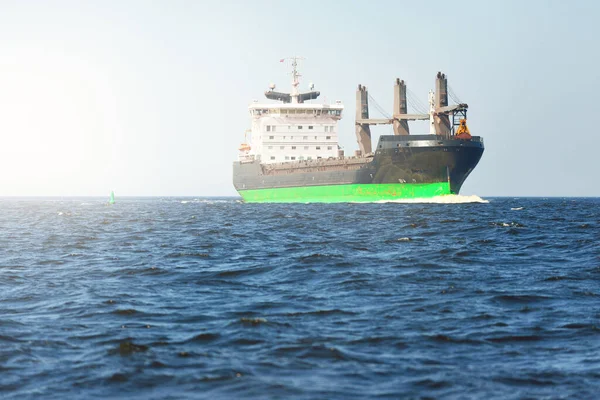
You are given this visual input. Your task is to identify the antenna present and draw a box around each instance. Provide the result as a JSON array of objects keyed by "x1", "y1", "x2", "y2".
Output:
[{"x1": 280, "y1": 56, "x2": 305, "y2": 103}]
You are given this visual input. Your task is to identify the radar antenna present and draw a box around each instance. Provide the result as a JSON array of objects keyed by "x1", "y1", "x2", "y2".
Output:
[{"x1": 266, "y1": 57, "x2": 319, "y2": 104}]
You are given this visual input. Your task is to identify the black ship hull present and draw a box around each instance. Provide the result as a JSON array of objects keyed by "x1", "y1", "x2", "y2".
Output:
[{"x1": 233, "y1": 135, "x2": 484, "y2": 202}]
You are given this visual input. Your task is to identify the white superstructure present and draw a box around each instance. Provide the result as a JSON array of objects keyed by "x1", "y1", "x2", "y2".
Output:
[{"x1": 239, "y1": 58, "x2": 343, "y2": 163}]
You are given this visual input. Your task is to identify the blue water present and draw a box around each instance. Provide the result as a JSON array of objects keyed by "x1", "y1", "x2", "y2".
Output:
[{"x1": 1, "y1": 197, "x2": 599, "y2": 399}]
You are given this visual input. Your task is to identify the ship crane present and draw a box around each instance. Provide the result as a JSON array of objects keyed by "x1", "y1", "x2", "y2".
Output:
[{"x1": 354, "y1": 72, "x2": 470, "y2": 155}]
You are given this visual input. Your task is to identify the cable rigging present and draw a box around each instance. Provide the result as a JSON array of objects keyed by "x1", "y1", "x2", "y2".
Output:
[
  {"x1": 406, "y1": 89, "x2": 429, "y2": 114},
  {"x1": 447, "y1": 84, "x2": 463, "y2": 104},
  {"x1": 367, "y1": 94, "x2": 392, "y2": 119}
]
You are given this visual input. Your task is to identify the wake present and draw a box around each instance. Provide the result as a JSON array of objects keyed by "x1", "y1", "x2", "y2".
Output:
[{"x1": 360, "y1": 194, "x2": 488, "y2": 204}]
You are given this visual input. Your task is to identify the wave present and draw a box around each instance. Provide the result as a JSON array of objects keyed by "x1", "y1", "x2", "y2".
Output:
[
  {"x1": 355, "y1": 194, "x2": 488, "y2": 204},
  {"x1": 180, "y1": 199, "x2": 234, "y2": 204}
]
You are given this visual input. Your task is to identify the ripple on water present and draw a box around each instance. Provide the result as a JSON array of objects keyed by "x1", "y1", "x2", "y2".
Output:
[
  {"x1": 491, "y1": 294, "x2": 552, "y2": 304},
  {"x1": 1, "y1": 197, "x2": 600, "y2": 399}
]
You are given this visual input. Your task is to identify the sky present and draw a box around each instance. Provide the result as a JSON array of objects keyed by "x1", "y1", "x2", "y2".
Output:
[{"x1": 0, "y1": 0, "x2": 598, "y2": 197}]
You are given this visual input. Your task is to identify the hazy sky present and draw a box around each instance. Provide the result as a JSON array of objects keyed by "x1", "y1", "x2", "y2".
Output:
[{"x1": 1, "y1": 0, "x2": 598, "y2": 196}]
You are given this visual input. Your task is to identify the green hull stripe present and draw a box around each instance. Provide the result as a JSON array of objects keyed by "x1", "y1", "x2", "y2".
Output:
[{"x1": 238, "y1": 182, "x2": 452, "y2": 203}]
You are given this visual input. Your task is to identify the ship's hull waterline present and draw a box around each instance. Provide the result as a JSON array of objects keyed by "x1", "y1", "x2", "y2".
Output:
[{"x1": 239, "y1": 182, "x2": 452, "y2": 203}]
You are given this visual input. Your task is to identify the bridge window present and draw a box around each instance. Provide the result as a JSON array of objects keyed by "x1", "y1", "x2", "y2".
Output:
[
  {"x1": 269, "y1": 136, "x2": 274, "y2": 140},
  {"x1": 291, "y1": 157, "x2": 296, "y2": 160},
  {"x1": 280, "y1": 146, "x2": 284, "y2": 150},
  {"x1": 308, "y1": 126, "x2": 313, "y2": 130},
  {"x1": 324, "y1": 126, "x2": 329, "y2": 132},
  {"x1": 298, "y1": 126, "x2": 303, "y2": 130},
  {"x1": 291, "y1": 146, "x2": 296, "y2": 150},
  {"x1": 303, "y1": 136, "x2": 307, "y2": 140},
  {"x1": 266, "y1": 126, "x2": 271, "y2": 132},
  {"x1": 326, "y1": 136, "x2": 331, "y2": 140},
  {"x1": 327, "y1": 146, "x2": 332, "y2": 150},
  {"x1": 268, "y1": 146, "x2": 273, "y2": 149},
  {"x1": 270, "y1": 156, "x2": 275, "y2": 160},
  {"x1": 285, "y1": 156, "x2": 290, "y2": 160},
  {"x1": 316, "y1": 146, "x2": 321, "y2": 150},
  {"x1": 304, "y1": 146, "x2": 309, "y2": 150}
]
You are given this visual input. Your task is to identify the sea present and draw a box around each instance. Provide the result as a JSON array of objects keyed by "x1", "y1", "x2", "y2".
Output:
[{"x1": 1, "y1": 196, "x2": 599, "y2": 399}]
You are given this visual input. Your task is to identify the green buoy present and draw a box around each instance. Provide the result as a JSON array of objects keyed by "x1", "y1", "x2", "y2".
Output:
[{"x1": 109, "y1": 190, "x2": 115, "y2": 205}]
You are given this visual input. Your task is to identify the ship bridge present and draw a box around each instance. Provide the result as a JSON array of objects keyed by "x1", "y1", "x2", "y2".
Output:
[
  {"x1": 248, "y1": 102, "x2": 343, "y2": 118},
  {"x1": 242, "y1": 57, "x2": 344, "y2": 164}
]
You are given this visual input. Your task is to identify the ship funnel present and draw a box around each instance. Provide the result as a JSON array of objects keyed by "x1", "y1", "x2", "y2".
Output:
[
  {"x1": 355, "y1": 84, "x2": 372, "y2": 155},
  {"x1": 393, "y1": 78, "x2": 410, "y2": 135}
]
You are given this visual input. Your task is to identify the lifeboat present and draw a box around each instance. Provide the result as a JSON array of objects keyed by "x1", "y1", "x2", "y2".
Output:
[{"x1": 239, "y1": 143, "x2": 251, "y2": 152}]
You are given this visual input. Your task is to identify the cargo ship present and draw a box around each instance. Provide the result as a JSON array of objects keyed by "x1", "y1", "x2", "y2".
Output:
[{"x1": 233, "y1": 58, "x2": 484, "y2": 203}]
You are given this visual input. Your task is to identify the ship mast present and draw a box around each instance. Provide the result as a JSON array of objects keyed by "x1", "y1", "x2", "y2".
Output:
[
  {"x1": 290, "y1": 56, "x2": 303, "y2": 104},
  {"x1": 264, "y1": 57, "x2": 319, "y2": 104},
  {"x1": 428, "y1": 90, "x2": 436, "y2": 135}
]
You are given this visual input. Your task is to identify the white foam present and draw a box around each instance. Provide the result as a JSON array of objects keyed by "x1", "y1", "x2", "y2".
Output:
[
  {"x1": 354, "y1": 194, "x2": 488, "y2": 204},
  {"x1": 511, "y1": 207, "x2": 524, "y2": 211},
  {"x1": 180, "y1": 199, "x2": 232, "y2": 204}
]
